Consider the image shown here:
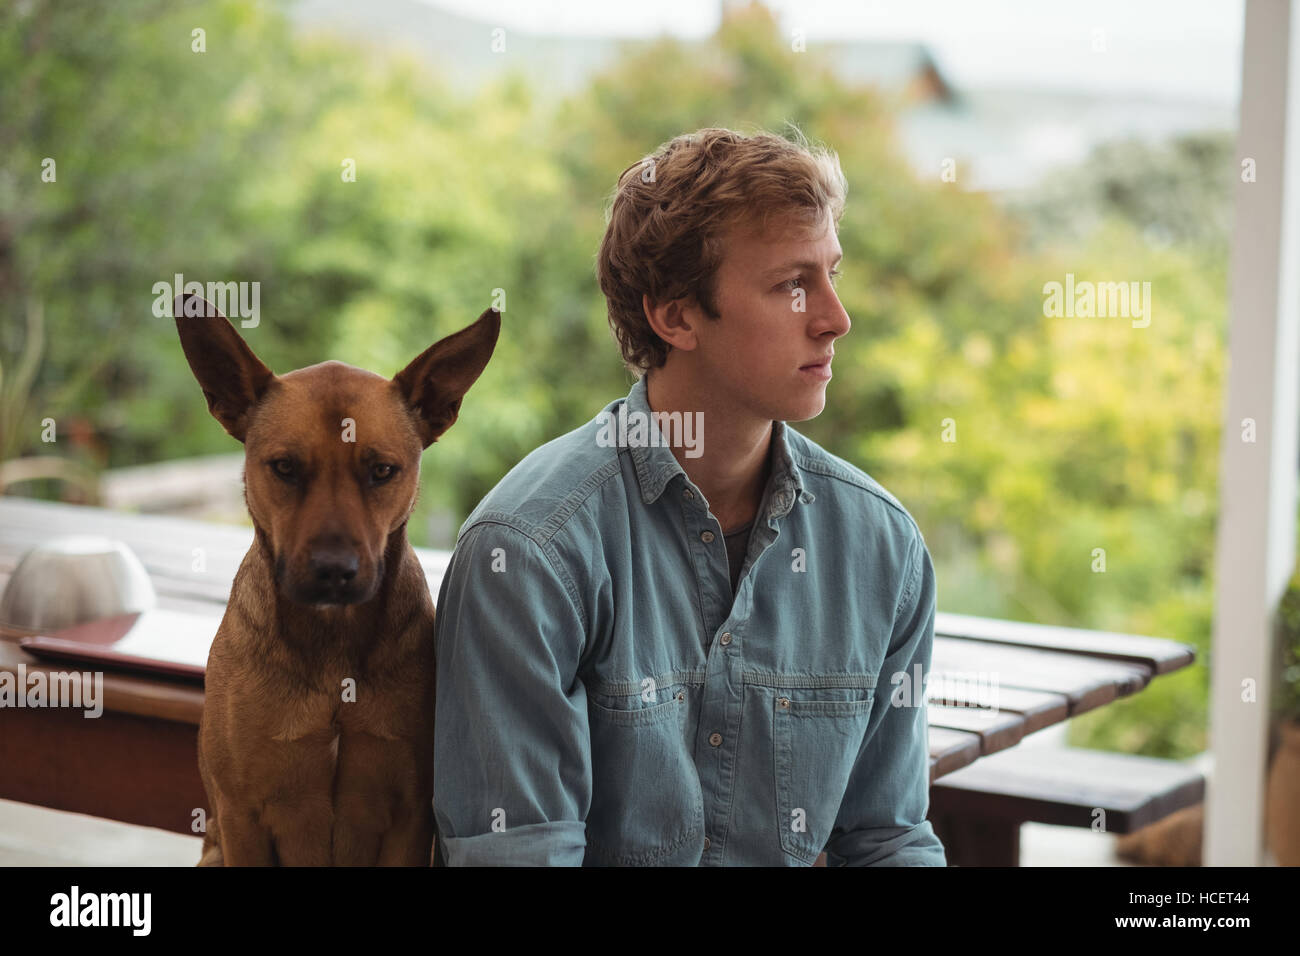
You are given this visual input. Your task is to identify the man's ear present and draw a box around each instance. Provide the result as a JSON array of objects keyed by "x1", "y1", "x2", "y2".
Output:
[
  {"x1": 393, "y1": 307, "x2": 501, "y2": 448},
  {"x1": 642, "y1": 293, "x2": 699, "y2": 352},
  {"x1": 173, "y1": 293, "x2": 275, "y2": 443}
]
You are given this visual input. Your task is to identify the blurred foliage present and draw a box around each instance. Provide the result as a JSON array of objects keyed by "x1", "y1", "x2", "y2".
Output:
[
  {"x1": 1, "y1": 0, "x2": 1241, "y2": 758},
  {"x1": 1277, "y1": 564, "x2": 1300, "y2": 724},
  {"x1": 1008, "y1": 131, "x2": 1236, "y2": 257}
]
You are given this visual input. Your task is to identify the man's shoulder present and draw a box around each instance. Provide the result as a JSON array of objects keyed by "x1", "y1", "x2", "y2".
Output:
[
  {"x1": 783, "y1": 425, "x2": 925, "y2": 548},
  {"x1": 457, "y1": 400, "x2": 625, "y2": 546}
]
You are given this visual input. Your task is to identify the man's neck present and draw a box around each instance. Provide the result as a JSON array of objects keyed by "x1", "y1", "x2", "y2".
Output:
[{"x1": 644, "y1": 366, "x2": 773, "y2": 533}]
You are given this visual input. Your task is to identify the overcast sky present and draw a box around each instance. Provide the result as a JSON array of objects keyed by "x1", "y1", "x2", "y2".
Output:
[{"x1": 423, "y1": 0, "x2": 1245, "y2": 104}]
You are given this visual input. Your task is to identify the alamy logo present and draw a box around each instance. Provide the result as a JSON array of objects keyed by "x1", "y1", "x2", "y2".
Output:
[
  {"x1": 49, "y1": 886, "x2": 151, "y2": 936},
  {"x1": 1042, "y1": 273, "x2": 1151, "y2": 328},
  {"x1": 889, "y1": 664, "x2": 1001, "y2": 713},
  {"x1": 152, "y1": 273, "x2": 261, "y2": 327},
  {"x1": 0, "y1": 664, "x2": 102, "y2": 718},
  {"x1": 595, "y1": 404, "x2": 704, "y2": 459}
]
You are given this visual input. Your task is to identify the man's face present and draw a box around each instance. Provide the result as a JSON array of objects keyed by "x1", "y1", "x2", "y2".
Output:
[{"x1": 686, "y1": 208, "x2": 850, "y2": 425}]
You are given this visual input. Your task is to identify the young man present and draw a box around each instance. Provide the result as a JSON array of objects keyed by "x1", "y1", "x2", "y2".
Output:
[{"x1": 432, "y1": 127, "x2": 946, "y2": 866}]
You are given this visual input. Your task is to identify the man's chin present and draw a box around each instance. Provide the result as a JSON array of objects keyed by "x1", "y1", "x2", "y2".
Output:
[{"x1": 778, "y1": 392, "x2": 828, "y2": 423}]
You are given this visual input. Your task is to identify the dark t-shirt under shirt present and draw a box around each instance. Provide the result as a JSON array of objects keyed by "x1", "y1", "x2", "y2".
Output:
[
  {"x1": 723, "y1": 519, "x2": 754, "y2": 593},
  {"x1": 720, "y1": 437, "x2": 777, "y2": 594}
]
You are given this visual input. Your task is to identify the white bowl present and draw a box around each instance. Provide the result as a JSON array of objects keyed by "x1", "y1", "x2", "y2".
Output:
[{"x1": 0, "y1": 535, "x2": 157, "y2": 632}]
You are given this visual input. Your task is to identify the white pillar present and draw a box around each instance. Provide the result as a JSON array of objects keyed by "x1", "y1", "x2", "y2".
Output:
[{"x1": 1208, "y1": 0, "x2": 1300, "y2": 866}]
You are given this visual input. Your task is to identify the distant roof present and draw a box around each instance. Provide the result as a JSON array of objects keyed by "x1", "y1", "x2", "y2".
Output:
[{"x1": 817, "y1": 40, "x2": 957, "y2": 103}]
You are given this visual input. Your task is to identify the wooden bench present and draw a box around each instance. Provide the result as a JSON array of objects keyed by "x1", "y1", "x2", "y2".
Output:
[{"x1": 926, "y1": 745, "x2": 1206, "y2": 866}]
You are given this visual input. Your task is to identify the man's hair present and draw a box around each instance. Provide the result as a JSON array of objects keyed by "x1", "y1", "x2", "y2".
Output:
[{"x1": 596, "y1": 126, "x2": 848, "y2": 376}]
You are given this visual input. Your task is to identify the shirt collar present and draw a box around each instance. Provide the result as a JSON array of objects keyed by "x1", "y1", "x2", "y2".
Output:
[{"x1": 617, "y1": 376, "x2": 808, "y2": 518}]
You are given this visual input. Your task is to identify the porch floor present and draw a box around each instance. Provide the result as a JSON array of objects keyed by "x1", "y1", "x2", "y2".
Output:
[{"x1": 0, "y1": 797, "x2": 1142, "y2": 867}]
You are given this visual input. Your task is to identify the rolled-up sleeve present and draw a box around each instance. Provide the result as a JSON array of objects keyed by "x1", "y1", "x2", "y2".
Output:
[
  {"x1": 432, "y1": 520, "x2": 592, "y2": 866},
  {"x1": 824, "y1": 530, "x2": 948, "y2": 867}
]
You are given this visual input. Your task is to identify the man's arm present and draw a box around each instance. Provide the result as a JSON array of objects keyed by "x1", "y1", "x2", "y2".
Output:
[
  {"x1": 432, "y1": 519, "x2": 592, "y2": 865},
  {"x1": 823, "y1": 530, "x2": 948, "y2": 866}
]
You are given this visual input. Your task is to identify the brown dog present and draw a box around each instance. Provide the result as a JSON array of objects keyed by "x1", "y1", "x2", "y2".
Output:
[{"x1": 173, "y1": 293, "x2": 499, "y2": 865}]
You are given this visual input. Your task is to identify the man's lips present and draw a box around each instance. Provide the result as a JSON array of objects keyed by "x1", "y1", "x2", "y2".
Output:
[{"x1": 799, "y1": 354, "x2": 834, "y2": 381}]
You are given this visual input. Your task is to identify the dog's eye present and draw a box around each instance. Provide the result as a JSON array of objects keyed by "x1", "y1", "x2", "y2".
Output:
[
  {"x1": 271, "y1": 459, "x2": 296, "y2": 481},
  {"x1": 371, "y1": 463, "x2": 397, "y2": 484}
]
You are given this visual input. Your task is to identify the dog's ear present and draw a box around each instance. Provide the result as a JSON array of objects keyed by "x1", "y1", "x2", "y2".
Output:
[
  {"x1": 174, "y1": 293, "x2": 275, "y2": 443},
  {"x1": 393, "y1": 307, "x2": 501, "y2": 448}
]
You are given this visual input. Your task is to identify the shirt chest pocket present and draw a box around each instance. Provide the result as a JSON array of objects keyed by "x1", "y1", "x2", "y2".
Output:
[
  {"x1": 772, "y1": 686, "x2": 876, "y2": 863},
  {"x1": 584, "y1": 682, "x2": 703, "y2": 866}
]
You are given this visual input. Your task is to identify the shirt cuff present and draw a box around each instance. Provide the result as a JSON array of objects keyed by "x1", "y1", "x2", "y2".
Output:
[
  {"x1": 825, "y1": 820, "x2": 949, "y2": 867},
  {"x1": 439, "y1": 820, "x2": 588, "y2": 866}
]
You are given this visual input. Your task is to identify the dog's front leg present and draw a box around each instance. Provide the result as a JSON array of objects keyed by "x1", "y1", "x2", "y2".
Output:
[
  {"x1": 261, "y1": 797, "x2": 335, "y2": 866},
  {"x1": 375, "y1": 801, "x2": 434, "y2": 866},
  {"x1": 330, "y1": 792, "x2": 387, "y2": 865},
  {"x1": 218, "y1": 808, "x2": 277, "y2": 866},
  {"x1": 331, "y1": 731, "x2": 423, "y2": 865}
]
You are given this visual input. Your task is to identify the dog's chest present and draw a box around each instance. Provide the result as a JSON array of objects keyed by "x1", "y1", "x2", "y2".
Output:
[{"x1": 269, "y1": 669, "x2": 427, "y2": 744}]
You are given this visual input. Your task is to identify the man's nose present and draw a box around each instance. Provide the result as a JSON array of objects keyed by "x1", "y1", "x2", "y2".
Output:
[
  {"x1": 817, "y1": 287, "x2": 851, "y2": 338},
  {"x1": 308, "y1": 536, "x2": 359, "y2": 587}
]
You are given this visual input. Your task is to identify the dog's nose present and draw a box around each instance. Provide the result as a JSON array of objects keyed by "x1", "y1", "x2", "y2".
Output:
[{"x1": 309, "y1": 543, "x2": 359, "y2": 588}]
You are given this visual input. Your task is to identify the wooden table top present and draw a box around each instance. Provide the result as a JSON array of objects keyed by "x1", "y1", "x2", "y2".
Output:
[{"x1": 0, "y1": 497, "x2": 1197, "y2": 783}]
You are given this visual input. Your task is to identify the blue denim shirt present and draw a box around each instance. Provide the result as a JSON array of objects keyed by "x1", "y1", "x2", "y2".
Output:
[{"x1": 432, "y1": 376, "x2": 946, "y2": 866}]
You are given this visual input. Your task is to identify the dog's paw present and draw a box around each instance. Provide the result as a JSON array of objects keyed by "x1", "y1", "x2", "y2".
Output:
[{"x1": 197, "y1": 841, "x2": 226, "y2": 867}]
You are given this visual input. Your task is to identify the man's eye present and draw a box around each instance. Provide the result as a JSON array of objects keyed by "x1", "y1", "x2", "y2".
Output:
[
  {"x1": 371, "y1": 463, "x2": 397, "y2": 483},
  {"x1": 782, "y1": 271, "x2": 842, "y2": 292}
]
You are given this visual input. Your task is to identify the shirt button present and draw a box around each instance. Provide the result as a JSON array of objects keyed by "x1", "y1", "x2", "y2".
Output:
[
  {"x1": 700, "y1": 530, "x2": 715, "y2": 543},
  {"x1": 720, "y1": 632, "x2": 732, "y2": 645},
  {"x1": 703, "y1": 837, "x2": 712, "y2": 851},
  {"x1": 709, "y1": 732, "x2": 722, "y2": 746}
]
